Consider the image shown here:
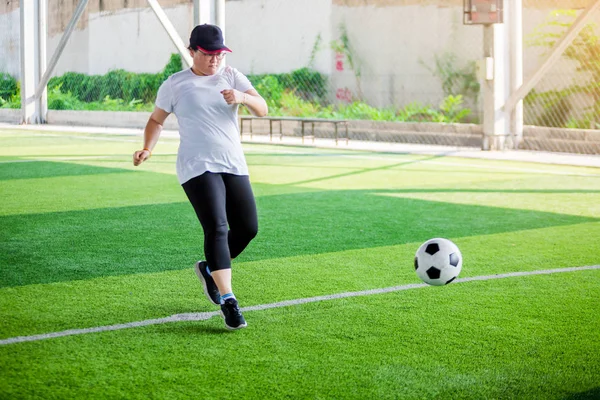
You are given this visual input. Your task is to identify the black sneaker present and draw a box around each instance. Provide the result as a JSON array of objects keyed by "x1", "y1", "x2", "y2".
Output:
[
  {"x1": 220, "y1": 298, "x2": 247, "y2": 330},
  {"x1": 194, "y1": 261, "x2": 220, "y2": 305}
]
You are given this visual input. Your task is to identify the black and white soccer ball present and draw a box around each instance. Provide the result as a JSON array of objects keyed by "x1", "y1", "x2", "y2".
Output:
[{"x1": 414, "y1": 238, "x2": 462, "y2": 286}]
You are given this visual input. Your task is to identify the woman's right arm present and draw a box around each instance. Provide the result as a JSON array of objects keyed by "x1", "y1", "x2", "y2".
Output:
[{"x1": 133, "y1": 107, "x2": 170, "y2": 166}]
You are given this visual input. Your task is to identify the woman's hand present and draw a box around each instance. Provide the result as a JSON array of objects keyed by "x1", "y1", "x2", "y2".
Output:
[
  {"x1": 133, "y1": 149, "x2": 151, "y2": 166},
  {"x1": 220, "y1": 89, "x2": 245, "y2": 105}
]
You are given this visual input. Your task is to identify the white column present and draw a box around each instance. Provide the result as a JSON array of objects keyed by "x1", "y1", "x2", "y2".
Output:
[
  {"x1": 482, "y1": 23, "x2": 508, "y2": 151},
  {"x1": 20, "y1": 0, "x2": 36, "y2": 124},
  {"x1": 193, "y1": 0, "x2": 200, "y2": 25},
  {"x1": 215, "y1": 0, "x2": 225, "y2": 32},
  {"x1": 38, "y1": 0, "x2": 48, "y2": 123},
  {"x1": 508, "y1": 0, "x2": 523, "y2": 149},
  {"x1": 214, "y1": 0, "x2": 225, "y2": 65},
  {"x1": 193, "y1": 0, "x2": 211, "y2": 26}
]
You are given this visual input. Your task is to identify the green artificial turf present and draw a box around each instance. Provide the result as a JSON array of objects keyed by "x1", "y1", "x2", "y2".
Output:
[{"x1": 1, "y1": 129, "x2": 599, "y2": 399}]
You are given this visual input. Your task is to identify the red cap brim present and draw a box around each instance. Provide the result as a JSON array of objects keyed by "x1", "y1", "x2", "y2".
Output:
[{"x1": 196, "y1": 45, "x2": 232, "y2": 54}]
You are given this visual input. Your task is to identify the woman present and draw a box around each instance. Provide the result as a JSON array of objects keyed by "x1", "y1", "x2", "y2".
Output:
[{"x1": 133, "y1": 24, "x2": 268, "y2": 330}]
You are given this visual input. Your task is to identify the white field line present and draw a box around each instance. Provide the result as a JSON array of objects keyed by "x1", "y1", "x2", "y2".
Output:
[{"x1": 1, "y1": 265, "x2": 598, "y2": 346}]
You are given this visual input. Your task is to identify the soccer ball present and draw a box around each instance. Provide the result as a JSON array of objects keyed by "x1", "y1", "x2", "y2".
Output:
[{"x1": 414, "y1": 238, "x2": 462, "y2": 286}]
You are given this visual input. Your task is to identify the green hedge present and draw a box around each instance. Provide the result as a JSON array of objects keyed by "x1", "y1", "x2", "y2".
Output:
[
  {"x1": 0, "y1": 55, "x2": 474, "y2": 124},
  {"x1": 1, "y1": 53, "x2": 328, "y2": 111},
  {"x1": 247, "y1": 67, "x2": 327, "y2": 104},
  {"x1": 47, "y1": 53, "x2": 183, "y2": 104},
  {"x1": 0, "y1": 73, "x2": 18, "y2": 101}
]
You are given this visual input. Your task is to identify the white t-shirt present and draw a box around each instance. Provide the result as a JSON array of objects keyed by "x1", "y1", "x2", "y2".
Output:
[{"x1": 155, "y1": 66, "x2": 254, "y2": 184}]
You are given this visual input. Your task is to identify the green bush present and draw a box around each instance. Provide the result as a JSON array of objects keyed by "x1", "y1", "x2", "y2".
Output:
[
  {"x1": 276, "y1": 91, "x2": 323, "y2": 117},
  {"x1": 285, "y1": 67, "x2": 328, "y2": 101},
  {"x1": 248, "y1": 68, "x2": 328, "y2": 104},
  {"x1": 439, "y1": 95, "x2": 471, "y2": 123},
  {"x1": 0, "y1": 73, "x2": 18, "y2": 101},
  {"x1": 265, "y1": 90, "x2": 471, "y2": 123},
  {"x1": 47, "y1": 85, "x2": 84, "y2": 110},
  {"x1": 47, "y1": 53, "x2": 183, "y2": 106},
  {"x1": 162, "y1": 53, "x2": 184, "y2": 78},
  {"x1": 2, "y1": 56, "x2": 472, "y2": 123},
  {"x1": 4, "y1": 54, "x2": 180, "y2": 111},
  {"x1": 0, "y1": 73, "x2": 20, "y2": 108},
  {"x1": 250, "y1": 75, "x2": 284, "y2": 109},
  {"x1": 334, "y1": 102, "x2": 397, "y2": 121},
  {"x1": 565, "y1": 101, "x2": 600, "y2": 129},
  {"x1": 46, "y1": 84, "x2": 154, "y2": 112},
  {"x1": 48, "y1": 70, "x2": 158, "y2": 104}
]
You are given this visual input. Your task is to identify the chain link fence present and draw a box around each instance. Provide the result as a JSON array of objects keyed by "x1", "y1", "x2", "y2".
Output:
[
  {"x1": 0, "y1": 0, "x2": 598, "y2": 153},
  {"x1": 524, "y1": 0, "x2": 599, "y2": 130},
  {"x1": 520, "y1": 0, "x2": 600, "y2": 153}
]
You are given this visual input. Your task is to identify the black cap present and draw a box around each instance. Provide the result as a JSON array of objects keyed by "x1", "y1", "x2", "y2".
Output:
[{"x1": 189, "y1": 24, "x2": 232, "y2": 54}]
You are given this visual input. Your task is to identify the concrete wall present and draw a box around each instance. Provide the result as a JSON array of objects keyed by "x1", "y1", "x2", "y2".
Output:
[
  {"x1": 46, "y1": 109, "x2": 180, "y2": 130},
  {"x1": 0, "y1": 108, "x2": 20, "y2": 123},
  {"x1": 0, "y1": 0, "x2": 597, "y2": 111},
  {"x1": 226, "y1": 0, "x2": 333, "y2": 75},
  {"x1": 330, "y1": 2, "x2": 483, "y2": 108},
  {"x1": 49, "y1": 5, "x2": 194, "y2": 75},
  {"x1": 0, "y1": 7, "x2": 20, "y2": 77},
  {"x1": 0, "y1": 0, "x2": 332, "y2": 76}
]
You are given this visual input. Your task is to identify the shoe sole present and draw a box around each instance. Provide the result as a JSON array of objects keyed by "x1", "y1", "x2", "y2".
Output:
[
  {"x1": 194, "y1": 262, "x2": 220, "y2": 306},
  {"x1": 220, "y1": 311, "x2": 248, "y2": 330}
]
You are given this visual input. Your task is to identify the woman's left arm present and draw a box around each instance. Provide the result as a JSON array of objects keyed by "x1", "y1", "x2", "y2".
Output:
[
  {"x1": 241, "y1": 89, "x2": 268, "y2": 117},
  {"x1": 221, "y1": 88, "x2": 268, "y2": 117}
]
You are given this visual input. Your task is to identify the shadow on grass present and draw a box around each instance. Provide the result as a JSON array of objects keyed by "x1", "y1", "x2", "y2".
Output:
[
  {"x1": 563, "y1": 387, "x2": 600, "y2": 400},
  {"x1": 0, "y1": 161, "x2": 133, "y2": 180},
  {"x1": 1, "y1": 182, "x2": 597, "y2": 287}
]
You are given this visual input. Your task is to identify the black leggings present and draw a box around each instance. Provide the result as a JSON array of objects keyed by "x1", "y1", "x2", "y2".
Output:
[{"x1": 182, "y1": 172, "x2": 258, "y2": 271}]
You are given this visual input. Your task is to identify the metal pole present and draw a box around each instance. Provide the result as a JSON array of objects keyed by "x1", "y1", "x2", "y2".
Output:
[
  {"x1": 33, "y1": 0, "x2": 89, "y2": 101},
  {"x1": 38, "y1": 0, "x2": 48, "y2": 123},
  {"x1": 147, "y1": 0, "x2": 193, "y2": 68},
  {"x1": 503, "y1": 0, "x2": 600, "y2": 114},
  {"x1": 482, "y1": 23, "x2": 508, "y2": 151},
  {"x1": 215, "y1": 0, "x2": 225, "y2": 33},
  {"x1": 214, "y1": 0, "x2": 225, "y2": 65},
  {"x1": 508, "y1": 0, "x2": 523, "y2": 149},
  {"x1": 20, "y1": 0, "x2": 36, "y2": 124},
  {"x1": 193, "y1": 0, "x2": 200, "y2": 26},
  {"x1": 193, "y1": 0, "x2": 211, "y2": 26},
  {"x1": 482, "y1": 26, "x2": 493, "y2": 150}
]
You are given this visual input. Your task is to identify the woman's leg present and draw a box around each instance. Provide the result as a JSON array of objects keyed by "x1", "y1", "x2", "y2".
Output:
[
  {"x1": 182, "y1": 172, "x2": 231, "y2": 274},
  {"x1": 182, "y1": 172, "x2": 257, "y2": 295},
  {"x1": 223, "y1": 173, "x2": 258, "y2": 259},
  {"x1": 183, "y1": 172, "x2": 253, "y2": 329},
  {"x1": 211, "y1": 174, "x2": 257, "y2": 297}
]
